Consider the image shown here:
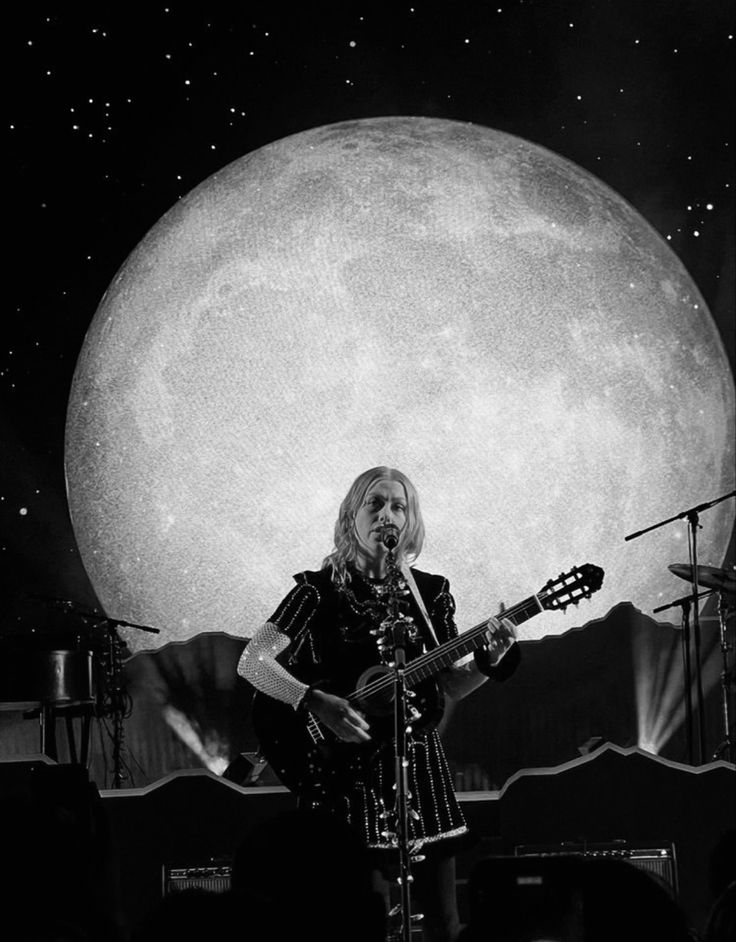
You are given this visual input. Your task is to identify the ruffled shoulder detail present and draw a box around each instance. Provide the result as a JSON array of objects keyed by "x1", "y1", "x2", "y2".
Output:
[
  {"x1": 407, "y1": 566, "x2": 449, "y2": 603},
  {"x1": 293, "y1": 567, "x2": 335, "y2": 591}
]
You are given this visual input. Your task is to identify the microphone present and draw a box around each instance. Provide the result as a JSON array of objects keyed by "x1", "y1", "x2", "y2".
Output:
[{"x1": 377, "y1": 523, "x2": 400, "y2": 549}]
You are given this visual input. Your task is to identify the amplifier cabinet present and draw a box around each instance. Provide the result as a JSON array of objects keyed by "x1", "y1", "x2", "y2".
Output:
[
  {"x1": 161, "y1": 861, "x2": 232, "y2": 896},
  {"x1": 514, "y1": 842, "x2": 678, "y2": 897}
]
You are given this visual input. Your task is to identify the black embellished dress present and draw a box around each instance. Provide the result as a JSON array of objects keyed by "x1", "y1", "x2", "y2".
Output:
[{"x1": 265, "y1": 564, "x2": 468, "y2": 854}]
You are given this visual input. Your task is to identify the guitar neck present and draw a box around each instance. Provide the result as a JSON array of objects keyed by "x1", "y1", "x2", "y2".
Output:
[{"x1": 404, "y1": 592, "x2": 544, "y2": 687}]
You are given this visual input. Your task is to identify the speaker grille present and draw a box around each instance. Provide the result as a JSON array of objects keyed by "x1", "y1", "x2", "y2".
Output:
[{"x1": 162, "y1": 862, "x2": 232, "y2": 896}]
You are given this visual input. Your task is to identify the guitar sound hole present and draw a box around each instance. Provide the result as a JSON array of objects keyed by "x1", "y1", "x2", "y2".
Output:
[{"x1": 355, "y1": 665, "x2": 395, "y2": 716}]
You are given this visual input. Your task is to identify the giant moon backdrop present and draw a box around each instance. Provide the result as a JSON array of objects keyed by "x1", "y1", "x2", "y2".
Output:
[{"x1": 64, "y1": 117, "x2": 735, "y2": 653}]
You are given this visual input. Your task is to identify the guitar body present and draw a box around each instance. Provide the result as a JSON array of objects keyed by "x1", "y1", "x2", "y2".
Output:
[
  {"x1": 251, "y1": 692, "x2": 333, "y2": 793},
  {"x1": 251, "y1": 667, "x2": 445, "y2": 794}
]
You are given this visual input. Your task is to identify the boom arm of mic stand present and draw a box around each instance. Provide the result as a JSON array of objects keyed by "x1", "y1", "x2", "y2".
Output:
[
  {"x1": 653, "y1": 588, "x2": 713, "y2": 616},
  {"x1": 624, "y1": 489, "x2": 735, "y2": 542}
]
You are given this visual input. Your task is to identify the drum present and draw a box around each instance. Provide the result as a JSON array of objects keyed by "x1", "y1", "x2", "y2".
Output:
[{"x1": 32, "y1": 649, "x2": 96, "y2": 704}]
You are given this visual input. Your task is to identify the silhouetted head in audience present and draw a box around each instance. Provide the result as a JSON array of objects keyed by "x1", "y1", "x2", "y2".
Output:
[
  {"x1": 463, "y1": 854, "x2": 692, "y2": 942},
  {"x1": 708, "y1": 828, "x2": 736, "y2": 901},
  {"x1": 132, "y1": 888, "x2": 230, "y2": 942},
  {"x1": 704, "y1": 828, "x2": 736, "y2": 942},
  {"x1": 1, "y1": 765, "x2": 118, "y2": 942},
  {"x1": 231, "y1": 807, "x2": 386, "y2": 941}
]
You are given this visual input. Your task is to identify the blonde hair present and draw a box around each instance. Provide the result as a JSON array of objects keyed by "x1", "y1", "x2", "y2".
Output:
[{"x1": 322, "y1": 466, "x2": 425, "y2": 586}]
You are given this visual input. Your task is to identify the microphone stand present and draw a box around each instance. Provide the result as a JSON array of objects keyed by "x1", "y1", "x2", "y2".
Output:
[
  {"x1": 653, "y1": 591, "x2": 707, "y2": 763},
  {"x1": 380, "y1": 535, "x2": 419, "y2": 942},
  {"x1": 625, "y1": 490, "x2": 735, "y2": 765},
  {"x1": 84, "y1": 613, "x2": 160, "y2": 788},
  {"x1": 687, "y1": 508, "x2": 707, "y2": 764}
]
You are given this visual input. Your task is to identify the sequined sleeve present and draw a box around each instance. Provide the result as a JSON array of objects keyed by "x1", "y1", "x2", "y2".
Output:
[
  {"x1": 238, "y1": 580, "x2": 321, "y2": 711},
  {"x1": 238, "y1": 622, "x2": 309, "y2": 710},
  {"x1": 268, "y1": 580, "x2": 321, "y2": 642}
]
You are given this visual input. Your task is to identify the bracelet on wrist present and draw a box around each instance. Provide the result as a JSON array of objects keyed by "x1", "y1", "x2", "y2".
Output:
[{"x1": 298, "y1": 684, "x2": 317, "y2": 712}]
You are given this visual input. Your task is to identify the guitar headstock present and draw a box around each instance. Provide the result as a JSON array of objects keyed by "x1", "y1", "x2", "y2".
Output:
[{"x1": 539, "y1": 563, "x2": 604, "y2": 612}]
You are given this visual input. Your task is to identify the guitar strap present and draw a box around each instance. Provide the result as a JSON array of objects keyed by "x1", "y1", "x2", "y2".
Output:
[{"x1": 400, "y1": 562, "x2": 439, "y2": 650}]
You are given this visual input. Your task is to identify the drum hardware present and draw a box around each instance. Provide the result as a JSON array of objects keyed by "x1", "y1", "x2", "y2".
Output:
[
  {"x1": 625, "y1": 489, "x2": 735, "y2": 765},
  {"x1": 664, "y1": 564, "x2": 735, "y2": 763},
  {"x1": 19, "y1": 596, "x2": 161, "y2": 787},
  {"x1": 667, "y1": 564, "x2": 736, "y2": 597}
]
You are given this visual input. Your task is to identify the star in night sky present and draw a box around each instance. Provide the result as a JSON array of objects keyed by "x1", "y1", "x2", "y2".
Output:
[{"x1": 3, "y1": 2, "x2": 734, "y2": 631}]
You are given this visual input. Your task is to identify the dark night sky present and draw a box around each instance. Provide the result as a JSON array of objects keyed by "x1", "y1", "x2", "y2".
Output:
[{"x1": 3, "y1": 2, "x2": 734, "y2": 628}]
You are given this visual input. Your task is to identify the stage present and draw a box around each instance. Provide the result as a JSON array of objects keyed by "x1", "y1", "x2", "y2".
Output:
[{"x1": 2, "y1": 744, "x2": 732, "y2": 939}]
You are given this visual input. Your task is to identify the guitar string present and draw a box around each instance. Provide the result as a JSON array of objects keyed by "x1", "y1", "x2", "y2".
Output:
[
  {"x1": 346, "y1": 572, "x2": 596, "y2": 705},
  {"x1": 346, "y1": 593, "x2": 542, "y2": 705}
]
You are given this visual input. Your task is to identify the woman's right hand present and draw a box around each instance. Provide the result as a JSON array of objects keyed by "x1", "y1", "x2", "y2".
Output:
[{"x1": 307, "y1": 689, "x2": 371, "y2": 743}]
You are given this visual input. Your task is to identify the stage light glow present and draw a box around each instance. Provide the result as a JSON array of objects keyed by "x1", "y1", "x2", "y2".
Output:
[
  {"x1": 637, "y1": 740, "x2": 661, "y2": 756},
  {"x1": 634, "y1": 615, "x2": 724, "y2": 754},
  {"x1": 64, "y1": 118, "x2": 735, "y2": 659},
  {"x1": 162, "y1": 705, "x2": 230, "y2": 775}
]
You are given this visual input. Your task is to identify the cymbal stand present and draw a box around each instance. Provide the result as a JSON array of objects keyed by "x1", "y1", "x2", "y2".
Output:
[
  {"x1": 380, "y1": 545, "x2": 420, "y2": 942},
  {"x1": 685, "y1": 510, "x2": 707, "y2": 764},
  {"x1": 653, "y1": 588, "x2": 713, "y2": 765},
  {"x1": 680, "y1": 596, "x2": 694, "y2": 765},
  {"x1": 712, "y1": 591, "x2": 735, "y2": 762}
]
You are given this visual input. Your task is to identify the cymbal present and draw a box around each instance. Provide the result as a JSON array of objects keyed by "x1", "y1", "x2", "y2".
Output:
[{"x1": 668, "y1": 564, "x2": 736, "y2": 595}]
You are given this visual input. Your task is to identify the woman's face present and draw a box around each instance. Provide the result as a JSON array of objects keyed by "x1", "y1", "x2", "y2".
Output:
[{"x1": 354, "y1": 478, "x2": 408, "y2": 562}]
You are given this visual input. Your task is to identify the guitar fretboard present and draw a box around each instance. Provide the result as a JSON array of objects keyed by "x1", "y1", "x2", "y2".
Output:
[{"x1": 402, "y1": 592, "x2": 543, "y2": 687}]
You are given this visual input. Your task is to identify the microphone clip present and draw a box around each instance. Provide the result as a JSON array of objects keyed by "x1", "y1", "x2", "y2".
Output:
[{"x1": 377, "y1": 523, "x2": 400, "y2": 549}]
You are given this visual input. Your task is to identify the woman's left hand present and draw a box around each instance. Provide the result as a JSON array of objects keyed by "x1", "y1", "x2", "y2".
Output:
[{"x1": 482, "y1": 615, "x2": 517, "y2": 665}]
